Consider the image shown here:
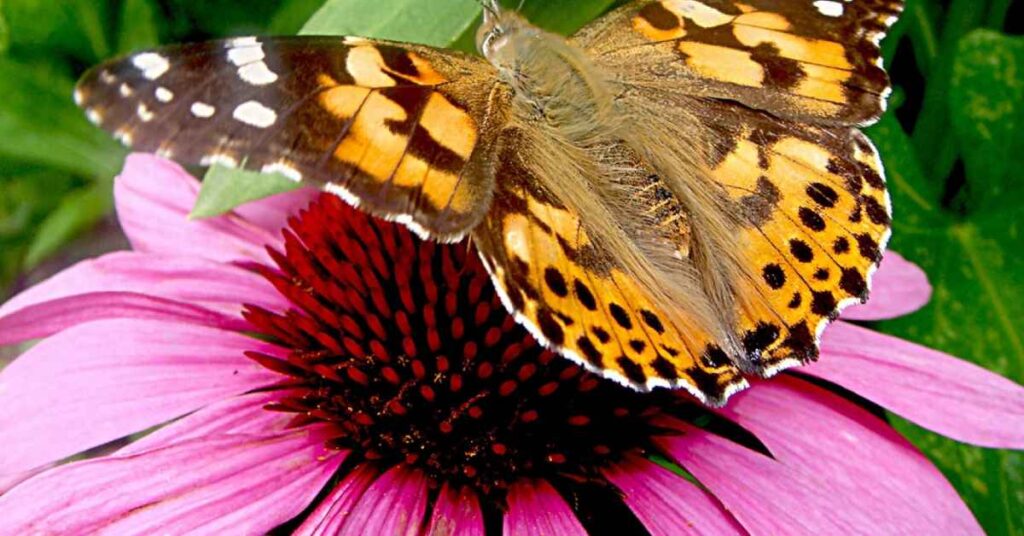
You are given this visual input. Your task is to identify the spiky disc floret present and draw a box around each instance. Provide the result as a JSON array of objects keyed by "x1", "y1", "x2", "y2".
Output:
[{"x1": 244, "y1": 195, "x2": 685, "y2": 499}]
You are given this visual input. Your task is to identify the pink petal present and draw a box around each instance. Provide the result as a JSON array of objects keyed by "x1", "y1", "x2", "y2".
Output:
[
  {"x1": 807, "y1": 322, "x2": 1024, "y2": 448},
  {"x1": 426, "y1": 484, "x2": 486, "y2": 536},
  {"x1": 0, "y1": 292, "x2": 248, "y2": 345},
  {"x1": 842, "y1": 252, "x2": 931, "y2": 321},
  {"x1": 603, "y1": 455, "x2": 744, "y2": 536},
  {"x1": 115, "y1": 154, "x2": 278, "y2": 264},
  {"x1": 295, "y1": 464, "x2": 378, "y2": 536},
  {"x1": 0, "y1": 466, "x2": 49, "y2": 495},
  {"x1": 334, "y1": 465, "x2": 429, "y2": 536},
  {"x1": 0, "y1": 252, "x2": 288, "y2": 320},
  {"x1": 0, "y1": 319, "x2": 283, "y2": 475},
  {"x1": 119, "y1": 391, "x2": 294, "y2": 455},
  {"x1": 232, "y1": 187, "x2": 319, "y2": 235},
  {"x1": 718, "y1": 376, "x2": 981, "y2": 534},
  {"x1": 655, "y1": 417, "x2": 858, "y2": 534},
  {"x1": 504, "y1": 479, "x2": 586, "y2": 536},
  {"x1": 0, "y1": 429, "x2": 343, "y2": 535}
]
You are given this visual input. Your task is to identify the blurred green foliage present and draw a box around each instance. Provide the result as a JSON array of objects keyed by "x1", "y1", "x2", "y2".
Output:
[{"x1": 0, "y1": 0, "x2": 1020, "y2": 532}]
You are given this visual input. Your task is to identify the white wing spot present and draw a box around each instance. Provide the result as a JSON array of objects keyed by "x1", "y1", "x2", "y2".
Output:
[
  {"x1": 238, "y1": 62, "x2": 279, "y2": 86},
  {"x1": 99, "y1": 70, "x2": 117, "y2": 84},
  {"x1": 137, "y1": 103, "x2": 154, "y2": 122},
  {"x1": 115, "y1": 128, "x2": 134, "y2": 145},
  {"x1": 191, "y1": 102, "x2": 216, "y2": 118},
  {"x1": 226, "y1": 36, "x2": 259, "y2": 48},
  {"x1": 73, "y1": 88, "x2": 85, "y2": 106},
  {"x1": 86, "y1": 108, "x2": 103, "y2": 124},
  {"x1": 228, "y1": 43, "x2": 265, "y2": 66},
  {"x1": 813, "y1": 0, "x2": 844, "y2": 17},
  {"x1": 155, "y1": 87, "x2": 174, "y2": 102},
  {"x1": 233, "y1": 100, "x2": 277, "y2": 128},
  {"x1": 131, "y1": 52, "x2": 170, "y2": 80},
  {"x1": 119, "y1": 83, "x2": 134, "y2": 97},
  {"x1": 262, "y1": 161, "x2": 304, "y2": 182},
  {"x1": 200, "y1": 153, "x2": 239, "y2": 168}
]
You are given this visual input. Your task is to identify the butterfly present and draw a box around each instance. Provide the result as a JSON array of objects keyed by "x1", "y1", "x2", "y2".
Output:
[{"x1": 75, "y1": 0, "x2": 901, "y2": 405}]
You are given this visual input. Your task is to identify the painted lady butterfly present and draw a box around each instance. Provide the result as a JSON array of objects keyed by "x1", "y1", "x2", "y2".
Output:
[{"x1": 76, "y1": 0, "x2": 901, "y2": 405}]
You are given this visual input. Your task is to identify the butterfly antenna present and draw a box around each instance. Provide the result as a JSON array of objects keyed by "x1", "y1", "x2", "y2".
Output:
[
  {"x1": 516, "y1": 0, "x2": 526, "y2": 11},
  {"x1": 475, "y1": 0, "x2": 499, "y2": 17}
]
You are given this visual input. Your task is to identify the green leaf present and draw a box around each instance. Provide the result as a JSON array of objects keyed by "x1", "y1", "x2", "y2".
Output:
[
  {"x1": 116, "y1": 0, "x2": 161, "y2": 54},
  {"x1": 949, "y1": 30, "x2": 1024, "y2": 212},
  {"x1": 160, "y1": 0, "x2": 289, "y2": 36},
  {"x1": 0, "y1": 57, "x2": 125, "y2": 179},
  {"x1": 519, "y1": 0, "x2": 619, "y2": 36},
  {"x1": 198, "y1": 0, "x2": 482, "y2": 217},
  {"x1": 23, "y1": 179, "x2": 113, "y2": 269},
  {"x1": 301, "y1": 0, "x2": 479, "y2": 43},
  {"x1": 267, "y1": 0, "x2": 323, "y2": 35},
  {"x1": 910, "y1": 0, "x2": 986, "y2": 184},
  {"x1": 191, "y1": 166, "x2": 303, "y2": 219},
  {"x1": 0, "y1": 1, "x2": 10, "y2": 55},
  {"x1": 1, "y1": 0, "x2": 110, "y2": 61}
]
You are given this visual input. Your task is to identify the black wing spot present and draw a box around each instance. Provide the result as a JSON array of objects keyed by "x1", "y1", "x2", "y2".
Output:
[
  {"x1": 577, "y1": 336, "x2": 603, "y2": 367},
  {"x1": 640, "y1": 309, "x2": 665, "y2": 334},
  {"x1": 807, "y1": 183, "x2": 839, "y2": 208},
  {"x1": 799, "y1": 207, "x2": 827, "y2": 232},
  {"x1": 762, "y1": 263, "x2": 786, "y2": 289},
  {"x1": 651, "y1": 356, "x2": 680, "y2": 380},
  {"x1": 617, "y1": 356, "x2": 648, "y2": 385},
  {"x1": 574, "y1": 279, "x2": 597, "y2": 310},
  {"x1": 543, "y1": 267, "x2": 569, "y2": 297},
  {"x1": 609, "y1": 303, "x2": 633, "y2": 329},
  {"x1": 840, "y1": 268, "x2": 868, "y2": 298},
  {"x1": 537, "y1": 308, "x2": 565, "y2": 346},
  {"x1": 833, "y1": 237, "x2": 850, "y2": 254},
  {"x1": 789, "y1": 239, "x2": 815, "y2": 263},
  {"x1": 811, "y1": 291, "x2": 838, "y2": 318}
]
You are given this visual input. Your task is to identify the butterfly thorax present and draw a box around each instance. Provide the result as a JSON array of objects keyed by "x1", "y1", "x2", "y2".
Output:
[{"x1": 478, "y1": 9, "x2": 616, "y2": 143}]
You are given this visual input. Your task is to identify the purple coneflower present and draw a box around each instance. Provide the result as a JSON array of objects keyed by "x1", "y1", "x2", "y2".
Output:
[{"x1": 0, "y1": 155, "x2": 1021, "y2": 534}]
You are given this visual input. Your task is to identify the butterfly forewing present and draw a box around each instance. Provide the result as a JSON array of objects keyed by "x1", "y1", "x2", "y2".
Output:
[
  {"x1": 75, "y1": 36, "x2": 501, "y2": 240},
  {"x1": 577, "y1": 0, "x2": 904, "y2": 126}
]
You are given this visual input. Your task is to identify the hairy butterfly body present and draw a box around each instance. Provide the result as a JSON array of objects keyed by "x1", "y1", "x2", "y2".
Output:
[{"x1": 76, "y1": 0, "x2": 902, "y2": 405}]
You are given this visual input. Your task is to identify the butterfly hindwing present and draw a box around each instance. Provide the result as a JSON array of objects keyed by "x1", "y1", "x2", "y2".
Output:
[
  {"x1": 577, "y1": 0, "x2": 904, "y2": 126},
  {"x1": 472, "y1": 129, "x2": 749, "y2": 404},
  {"x1": 75, "y1": 36, "x2": 501, "y2": 240},
  {"x1": 642, "y1": 90, "x2": 892, "y2": 374}
]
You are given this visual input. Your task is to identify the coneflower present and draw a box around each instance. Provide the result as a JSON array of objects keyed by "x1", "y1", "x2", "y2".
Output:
[{"x1": 0, "y1": 155, "x2": 1020, "y2": 534}]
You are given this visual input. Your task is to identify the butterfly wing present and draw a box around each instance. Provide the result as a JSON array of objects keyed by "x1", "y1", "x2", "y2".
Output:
[
  {"x1": 576, "y1": 0, "x2": 904, "y2": 126},
  {"x1": 688, "y1": 93, "x2": 891, "y2": 374},
  {"x1": 75, "y1": 36, "x2": 502, "y2": 240},
  {"x1": 572, "y1": 0, "x2": 896, "y2": 377},
  {"x1": 472, "y1": 129, "x2": 749, "y2": 405}
]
